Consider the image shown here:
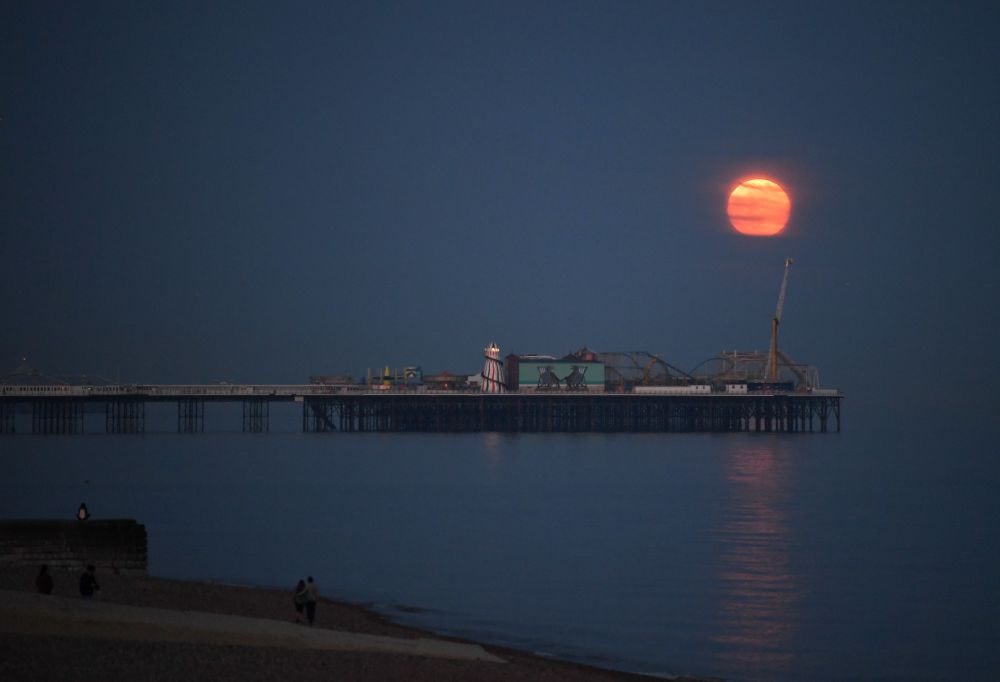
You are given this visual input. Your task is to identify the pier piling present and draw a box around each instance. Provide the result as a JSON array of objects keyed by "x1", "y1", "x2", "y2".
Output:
[
  {"x1": 105, "y1": 399, "x2": 145, "y2": 434},
  {"x1": 1, "y1": 386, "x2": 841, "y2": 435},
  {"x1": 302, "y1": 394, "x2": 841, "y2": 434},
  {"x1": 178, "y1": 399, "x2": 205, "y2": 433}
]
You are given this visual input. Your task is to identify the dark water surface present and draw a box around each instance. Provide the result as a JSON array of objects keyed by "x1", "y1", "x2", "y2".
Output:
[{"x1": 3, "y1": 406, "x2": 998, "y2": 681}]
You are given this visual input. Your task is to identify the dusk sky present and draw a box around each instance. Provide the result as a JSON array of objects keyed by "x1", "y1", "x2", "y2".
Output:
[{"x1": 3, "y1": 2, "x2": 998, "y2": 415}]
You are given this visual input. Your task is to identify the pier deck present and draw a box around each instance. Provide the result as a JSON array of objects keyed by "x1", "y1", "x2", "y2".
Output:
[{"x1": 0, "y1": 385, "x2": 841, "y2": 434}]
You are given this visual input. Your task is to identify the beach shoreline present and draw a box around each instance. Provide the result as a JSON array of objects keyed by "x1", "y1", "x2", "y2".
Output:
[{"x1": 0, "y1": 566, "x2": 713, "y2": 681}]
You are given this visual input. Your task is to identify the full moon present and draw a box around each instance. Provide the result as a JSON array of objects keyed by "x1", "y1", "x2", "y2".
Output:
[{"x1": 727, "y1": 178, "x2": 791, "y2": 236}]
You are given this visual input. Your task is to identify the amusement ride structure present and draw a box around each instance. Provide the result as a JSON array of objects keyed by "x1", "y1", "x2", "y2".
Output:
[{"x1": 480, "y1": 343, "x2": 506, "y2": 394}]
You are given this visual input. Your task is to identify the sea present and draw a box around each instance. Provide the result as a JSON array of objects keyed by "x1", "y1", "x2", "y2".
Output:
[{"x1": 2, "y1": 401, "x2": 998, "y2": 681}]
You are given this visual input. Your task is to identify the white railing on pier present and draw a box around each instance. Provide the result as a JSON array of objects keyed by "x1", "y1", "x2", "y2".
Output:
[
  {"x1": 0, "y1": 384, "x2": 343, "y2": 398},
  {"x1": 1, "y1": 384, "x2": 841, "y2": 398}
]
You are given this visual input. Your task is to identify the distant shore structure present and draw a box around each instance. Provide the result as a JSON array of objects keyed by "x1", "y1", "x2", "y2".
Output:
[{"x1": 481, "y1": 343, "x2": 506, "y2": 394}]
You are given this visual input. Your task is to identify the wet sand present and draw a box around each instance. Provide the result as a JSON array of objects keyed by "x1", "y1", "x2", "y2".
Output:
[{"x1": 0, "y1": 567, "x2": 711, "y2": 681}]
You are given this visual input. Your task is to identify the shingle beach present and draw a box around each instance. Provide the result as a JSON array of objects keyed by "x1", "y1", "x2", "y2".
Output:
[{"x1": 1, "y1": 567, "x2": 710, "y2": 681}]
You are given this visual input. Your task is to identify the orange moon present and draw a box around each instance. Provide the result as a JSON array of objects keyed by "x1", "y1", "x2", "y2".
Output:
[{"x1": 727, "y1": 178, "x2": 791, "y2": 236}]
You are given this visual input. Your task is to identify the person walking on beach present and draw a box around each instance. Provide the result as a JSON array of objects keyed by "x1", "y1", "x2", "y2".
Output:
[
  {"x1": 304, "y1": 576, "x2": 318, "y2": 625},
  {"x1": 293, "y1": 579, "x2": 307, "y2": 623},
  {"x1": 79, "y1": 565, "x2": 100, "y2": 598},
  {"x1": 35, "y1": 565, "x2": 53, "y2": 594}
]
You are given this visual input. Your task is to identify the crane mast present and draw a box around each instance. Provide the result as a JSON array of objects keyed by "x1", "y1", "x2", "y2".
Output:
[{"x1": 768, "y1": 258, "x2": 794, "y2": 381}]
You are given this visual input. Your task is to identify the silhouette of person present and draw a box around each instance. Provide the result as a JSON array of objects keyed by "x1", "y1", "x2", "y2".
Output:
[
  {"x1": 304, "y1": 576, "x2": 319, "y2": 625},
  {"x1": 77, "y1": 503, "x2": 90, "y2": 521},
  {"x1": 293, "y1": 579, "x2": 307, "y2": 623},
  {"x1": 36, "y1": 565, "x2": 54, "y2": 594},
  {"x1": 79, "y1": 565, "x2": 100, "y2": 597}
]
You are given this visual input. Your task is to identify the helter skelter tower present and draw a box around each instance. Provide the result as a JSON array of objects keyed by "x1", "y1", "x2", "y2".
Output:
[{"x1": 481, "y1": 342, "x2": 506, "y2": 394}]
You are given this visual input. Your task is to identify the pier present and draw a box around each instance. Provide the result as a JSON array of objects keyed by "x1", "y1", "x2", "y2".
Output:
[{"x1": 0, "y1": 385, "x2": 841, "y2": 434}]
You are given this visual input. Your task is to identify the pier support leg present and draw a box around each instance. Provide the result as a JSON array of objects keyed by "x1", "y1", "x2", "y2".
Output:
[
  {"x1": 105, "y1": 400, "x2": 145, "y2": 434},
  {"x1": 178, "y1": 400, "x2": 205, "y2": 433},
  {"x1": 32, "y1": 399, "x2": 85, "y2": 434},
  {"x1": 242, "y1": 399, "x2": 269, "y2": 433},
  {"x1": 303, "y1": 399, "x2": 338, "y2": 432},
  {"x1": 0, "y1": 400, "x2": 15, "y2": 433}
]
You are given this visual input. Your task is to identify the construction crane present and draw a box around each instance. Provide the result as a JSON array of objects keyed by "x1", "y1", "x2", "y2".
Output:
[{"x1": 767, "y1": 258, "x2": 794, "y2": 381}]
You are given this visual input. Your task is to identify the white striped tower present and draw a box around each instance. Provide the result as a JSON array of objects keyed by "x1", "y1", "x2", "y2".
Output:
[{"x1": 481, "y1": 343, "x2": 506, "y2": 394}]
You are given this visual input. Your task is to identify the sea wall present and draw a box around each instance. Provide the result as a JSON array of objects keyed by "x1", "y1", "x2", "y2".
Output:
[{"x1": 0, "y1": 520, "x2": 148, "y2": 573}]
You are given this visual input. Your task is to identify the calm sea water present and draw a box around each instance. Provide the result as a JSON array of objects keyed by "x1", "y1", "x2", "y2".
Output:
[{"x1": 2, "y1": 403, "x2": 998, "y2": 681}]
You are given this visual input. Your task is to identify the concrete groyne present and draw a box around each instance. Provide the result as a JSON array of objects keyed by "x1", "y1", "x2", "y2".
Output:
[{"x1": 0, "y1": 519, "x2": 147, "y2": 573}]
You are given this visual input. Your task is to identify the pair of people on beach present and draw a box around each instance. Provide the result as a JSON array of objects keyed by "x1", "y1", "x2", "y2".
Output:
[
  {"x1": 293, "y1": 576, "x2": 318, "y2": 624},
  {"x1": 40, "y1": 564, "x2": 99, "y2": 596},
  {"x1": 36, "y1": 563, "x2": 100, "y2": 594}
]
